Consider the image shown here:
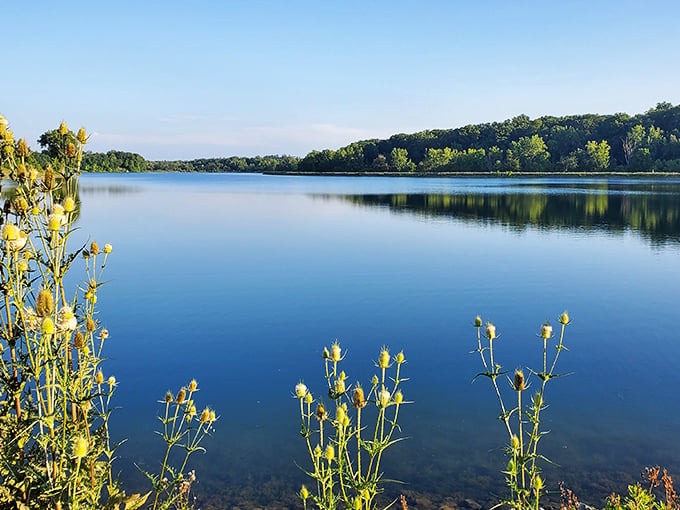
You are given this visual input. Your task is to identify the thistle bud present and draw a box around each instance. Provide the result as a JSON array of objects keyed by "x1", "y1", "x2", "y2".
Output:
[
  {"x1": 72, "y1": 436, "x2": 88, "y2": 459},
  {"x1": 77, "y1": 127, "x2": 87, "y2": 144},
  {"x1": 378, "y1": 347, "x2": 390, "y2": 369},
  {"x1": 17, "y1": 138, "x2": 28, "y2": 158},
  {"x1": 394, "y1": 390, "x2": 403, "y2": 404},
  {"x1": 474, "y1": 315, "x2": 483, "y2": 327},
  {"x1": 36, "y1": 289, "x2": 54, "y2": 317},
  {"x1": 324, "y1": 444, "x2": 335, "y2": 462},
  {"x1": 305, "y1": 392, "x2": 313, "y2": 405},
  {"x1": 513, "y1": 369, "x2": 525, "y2": 392},
  {"x1": 395, "y1": 351, "x2": 405, "y2": 364},
  {"x1": 59, "y1": 121, "x2": 68, "y2": 136},
  {"x1": 353, "y1": 386, "x2": 366, "y2": 409},
  {"x1": 300, "y1": 486, "x2": 309, "y2": 500},
  {"x1": 67, "y1": 143, "x2": 76, "y2": 158},
  {"x1": 485, "y1": 322, "x2": 496, "y2": 340},
  {"x1": 559, "y1": 311, "x2": 570, "y2": 325},
  {"x1": 330, "y1": 342, "x2": 341, "y2": 362},
  {"x1": 314, "y1": 445, "x2": 322, "y2": 458},
  {"x1": 540, "y1": 322, "x2": 552, "y2": 340},
  {"x1": 295, "y1": 382, "x2": 307, "y2": 398}
]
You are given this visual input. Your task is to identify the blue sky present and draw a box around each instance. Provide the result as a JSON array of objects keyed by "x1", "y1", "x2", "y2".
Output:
[{"x1": 3, "y1": 1, "x2": 679, "y2": 160}]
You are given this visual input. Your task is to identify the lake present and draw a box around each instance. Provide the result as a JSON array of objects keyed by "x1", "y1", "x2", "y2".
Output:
[{"x1": 70, "y1": 173, "x2": 680, "y2": 509}]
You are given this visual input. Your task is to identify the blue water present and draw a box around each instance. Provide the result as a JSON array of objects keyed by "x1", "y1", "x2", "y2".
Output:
[{"x1": 70, "y1": 173, "x2": 680, "y2": 507}]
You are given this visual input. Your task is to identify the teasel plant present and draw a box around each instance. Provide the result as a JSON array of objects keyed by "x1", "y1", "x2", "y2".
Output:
[
  {"x1": 295, "y1": 342, "x2": 410, "y2": 510},
  {"x1": 472, "y1": 312, "x2": 571, "y2": 510},
  {"x1": 140, "y1": 380, "x2": 217, "y2": 510},
  {"x1": 0, "y1": 115, "x2": 149, "y2": 509}
]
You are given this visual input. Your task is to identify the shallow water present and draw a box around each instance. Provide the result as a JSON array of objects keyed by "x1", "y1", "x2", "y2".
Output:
[{"x1": 70, "y1": 173, "x2": 680, "y2": 508}]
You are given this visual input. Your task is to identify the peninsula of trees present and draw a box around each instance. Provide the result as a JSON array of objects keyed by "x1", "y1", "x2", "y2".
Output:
[{"x1": 32, "y1": 102, "x2": 680, "y2": 174}]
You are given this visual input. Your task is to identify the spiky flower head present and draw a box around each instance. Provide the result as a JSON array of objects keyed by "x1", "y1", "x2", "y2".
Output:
[
  {"x1": 86, "y1": 318, "x2": 95, "y2": 332},
  {"x1": 57, "y1": 305, "x2": 77, "y2": 332},
  {"x1": 295, "y1": 382, "x2": 307, "y2": 399},
  {"x1": 164, "y1": 391, "x2": 173, "y2": 403},
  {"x1": 72, "y1": 436, "x2": 88, "y2": 459},
  {"x1": 90, "y1": 241, "x2": 100, "y2": 255},
  {"x1": 378, "y1": 347, "x2": 390, "y2": 369},
  {"x1": 17, "y1": 138, "x2": 28, "y2": 158},
  {"x1": 322, "y1": 347, "x2": 329, "y2": 359},
  {"x1": 73, "y1": 331, "x2": 85, "y2": 349},
  {"x1": 305, "y1": 392, "x2": 313, "y2": 405},
  {"x1": 474, "y1": 315, "x2": 483, "y2": 327},
  {"x1": 107, "y1": 376, "x2": 116, "y2": 387},
  {"x1": 511, "y1": 434, "x2": 520, "y2": 451},
  {"x1": 485, "y1": 322, "x2": 496, "y2": 340},
  {"x1": 95, "y1": 370, "x2": 104, "y2": 385},
  {"x1": 200, "y1": 407, "x2": 210, "y2": 424},
  {"x1": 371, "y1": 374, "x2": 379, "y2": 385},
  {"x1": 533, "y1": 475, "x2": 543, "y2": 491},
  {"x1": 540, "y1": 322, "x2": 552, "y2": 340},
  {"x1": 394, "y1": 390, "x2": 403, "y2": 404},
  {"x1": 188, "y1": 379, "x2": 198, "y2": 392},
  {"x1": 77, "y1": 128, "x2": 87, "y2": 144},
  {"x1": 334, "y1": 378, "x2": 346, "y2": 396},
  {"x1": 324, "y1": 444, "x2": 335, "y2": 462},
  {"x1": 63, "y1": 197, "x2": 76, "y2": 213},
  {"x1": 40, "y1": 317, "x2": 55, "y2": 336},
  {"x1": 314, "y1": 445, "x2": 322, "y2": 458},
  {"x1": 335, "y1": 405, "x2": 346, "y2": 423},
  {"x1": 43, "y1": 165, "x2": 54, "y2": 190},
  {"x1": 47, "y1": 214, "x2": 63, "y2": 231},
  {"x1": 59, "y1": 121, "x2": 68, "y2": 136},
  {"x1": 300, "y1": 486, "x2": 309, "y2": 500},
  {"x1": 104, "y1": 243, "x2": 113, "y2": 254},
  {"x1": 176, "y1": 388, "x2": 186, "y2": 404},
  {"x1": 17, "y1": 259, "x2": 28, "y2": 272},
  {"x1": 315, "y1": 403, "x2": 327, "y2": 421},
  {"x1": 66, "y1": 143, "x2": 76, "y2": 158},
  {"x1": 395, "y1": 351, "x2": 405, "y2": 364},
  {"x1": 330, "y1": 341, "x2": 341, "y2": 362},
  {"x1": 378, "y1": 389, "x2": 391, "y2": 408},
  {"x1": 100, "y1": 328, "x2": 109, "y2": 340},
  {"x1": 2, "y1": 223, "x2": 20, "y2": 241},
  {"x1": 353, "y1": 386, "x2": 366, "y2": 408},
  {"x1": 559, "y1": 311, "x2": 570, "y2": 325},
  {"x1": 513, "y1": 369, "x2": 526, "y2": 392}
]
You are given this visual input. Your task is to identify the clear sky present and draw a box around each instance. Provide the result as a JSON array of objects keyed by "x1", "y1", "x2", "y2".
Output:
[{"x1": 3, "y1": 1, "x2": 679, "y2": 160}]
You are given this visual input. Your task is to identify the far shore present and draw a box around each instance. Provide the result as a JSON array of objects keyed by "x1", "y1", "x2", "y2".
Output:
[{"x1": 262, "y1": 170, "x2": 680, "y2": 178}]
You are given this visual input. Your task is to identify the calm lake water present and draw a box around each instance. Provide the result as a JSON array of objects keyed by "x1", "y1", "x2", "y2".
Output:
[{"x1": 71, "y1": 173, "x2": 680, "y2": 508}]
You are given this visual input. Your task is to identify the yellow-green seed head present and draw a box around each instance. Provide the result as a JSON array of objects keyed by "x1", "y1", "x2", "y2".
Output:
[
  {"x1": 107, "y1": 376, "x2": 116, "y2": 387},
  {"x1": 200, "y1": 407, "x2": 210, "y2": 424},
  {"x1": 533, "y1": 475, "x2": 543, "y2": 491},
  {"x1": 513, "y1": 369, "x2": 525, "y2": 392},
  {"x1": 47, "y1": 214, "x2": 62, "y2": 231},
  {"x1": 540, "y1": 322, "x2": 552, "y2": 339},
  {"x1": 13, "y1": 197, "x2": 28, "y2": 215},
  {"x1": 188, "y1": 405, "x2": 197, "y2": 418},
  {"x1": 378, "y1": 389, "x2": 391, "y2": 408},
  {"x1": 73, "y1": 331, "x2": 85, "y2": 349},
  {"x1": 59, "y1": 121, "x2": 68, "y2": 136},
  {"x1": 72, "y1": 436, "x2": 88, "y2": 459},
  {"x1": 394, "y1": 390, "x2": 403, "y2": 404},
  {"x1": 43, "y1": 165, "x2": 54, "y2": 190},
  {"x1": 1, "y1": 223, "x2": 20, "y2": 241},
  {"x1": 315, "y1": 403, "x2": 327, "y2": 421},
  {"x1": 209, "y1": 410, "x2": 216, "y2": 422},
  {"x1": 474, "y1": 315, "x2": 483, "y2": 327},
  {"x1": 40, "y1": 317, "x2": 55, "y2": 336},
  {"x1": 36, "y1": 289, "x2": 53, "y2": 317},
  {"x1": 31, "y1": 205, "x2": 40, "y2": 216},
  {"x1": 188, "y1": 379, "x2": 198, "y2": 392},
  {"x1": 300, "y1": 485, "x2": 309, "y2": 500},
  {"x1": 485, "y1": 322, "x2": 496, "y2": 340},
  {"x1": 511, "y1": 434, "x2": 519, "y2": 451},
  {"x1": 353, "y1": 386, "x2": 366, "y2": 409},
  {"x1": 95, "y1": 370, "x2": 104, "y2": 385},
  {"x1": 371, "y1": 374, "x2": 379, "y2": 385},
  {"x1": 330, "y1": 341, "x2": 341, "y2": 362},
  {"x1": 67, "y1": 143, "x2": 76, "y2": 158},
  {"x1": 77, "y1": 127, "x2": 87, "y2": 144},
  {"x1": 295, "y1": 382, "x2": 307, "y2": 398},
  {"x1": 334, "y1": 378, "x2": 346, "y2": 395},
  {"x1": 324, "y1": 444, "x2": 335, "y2": 462},
  {"x1": 336, "y1": 405, "x2": 346, "y2": 423},
  {"x1": 322, "y1": 346, "x2": 329, "y2": 359},
  {"x1": 90, "y1": 241, "x2": 100, "y2": 255},
  {"x1": 533, "y1": 392, "x2": 543, "y2": 408},
  {"x1": 63, "y1": 197, "x2": 76, "y2": 213},
  {"x1": 396, "y1": 351, "x2": 405, "y2": 364},
  {"x1": 17, "y1": 138, "x2": 28, "y2": 158},
  {"x1": 378, "y1": 347, "x2": 390, "y2": 369},
  {"x1": 339, "y1": 370, "x2": 347, "y2": 381},
  {"x1": 314, "y1": 444, "x2": 322, "y2": 458},
  {"x1": 104, "y1": 243, "x2": 113, "y2": 254},
  {"x1": 176, "y1": 388, "x2": 186, "y2": 404},
  {"x1": 305, "y1": 392, "x2": 313, "y2": 405},
  {"x1": 164, "y1": 391, "x2": 173, "y2": 403},
  {"x1": 507, "y1": 458, "x2": 516, "y2": 474},
  {"x1": 86, "y1": 318, "x2": 95, "y2": 332},
  {"x1": 18, "y1": 259, "x2": 28, "y2": 272},
  {"x1": 559, "y1": 311, "x2": 570, "y2": 325}
]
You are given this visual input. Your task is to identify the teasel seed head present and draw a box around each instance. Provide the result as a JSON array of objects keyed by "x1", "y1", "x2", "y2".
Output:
[
  {"x1": 371, "y1": 374, "x2": 379, "y2": 385},
  {"x1": 95, "y1": 370, "x2": 104, "y2": 385},
  {"x1": 209, "y1": 409, "x2": 216, "y2": 422},
  {"x1": 47, "y1": 214, "x2": 62, "y2": 231},
  {"x1": 559, "y1": 311, "x2": 570, "y2": 325},
  {"x1": 17, "y1": 138, "x2": 28, "y2": 158},
  {"x1": 474, "y1": 315, "x2": 483, "y2": 328},
  {"x1": 334, "y1": 378, "x2": 346, "y2": 396},
  {"x1": 314, "y1": 444, "x2": 322, "y2": 458},
  {"x1": 59, "y1": 121, "x2": 68, "y2": 136},
  {"x1": 66, "y1": 142, "x2": 76, "y2": 158},
  {"x1": 378, "y1": 389, "x2": 391, "y2": 408},
  {"x1": 176, "y1": 388, "x2": 186, "y2": 404},
  {"x1": 164, "y1": 391, "x2": 173, "y2": 403},
  {"x1": 104, "y1": 243, "x2": 112, "y2": 254},
  {"x1": 513, "y1": 369, "x2": 526, "y2": 392},
  {"x1": 330, "y1": 341, "x2": 341, "y2": 362},
  {"x1": 315, "y1": 403, "x2": 327, "y2": 421},
  {"x1": 322, "y1": 347, "x2": 329, "y2": 359},
  {"x1": 533, "y1": 392, "x2": 543, "y2": 408},
  {"x1": 36, "y1": 289, "x2": 54, "y2": 317},
  {"x1": 304, "y1": 392, "x2": 313, "y2": 405},
  {"x1": 200, "y1": 407, "x2": 210, "y2": 424},
  {"x1": 100, "y1": 328, "x2": 109, "y2": 340},
  {"x1": 324, "y1": 444, "x2": 335, "y2": 462},
  {"x1": 63, "y1": 196, "x2": 76, "y2": 213},
  {"x1": 485, "y1": 322, "x2": 496, "y2": 340},
  {"x1": 73, "y1": 331, "x2": 85, "y2": 349},
  {"x1": 533, "y1": 475, "x2": 543, "y2": 491},
  {"x1": 77, "y1": 127, "x2": 87, "y2": 144},
  {"x1": 188, "y1": 379, "x2": 198, "y2": 392},
  {"x1": 43, "y1": 165, "x2": 54, "y2": 190},
  {"x1": 72, "y1": 436, "x2": 88, "y2": 459},
  {"x1": 300, "y1": 485, "x2": 309, "y2": 500},
  {"x1": 90, "y1": 241, "x2": 100, "y2": 255},
  {"x1": 353, "y1": 385, "x2": 366, "y2": 409},
  {"x1": 335, "y1": 405, "x2": 346, "y2": 423},
  {"x1": 378, "y1": 347, "x2": 390, "y2": 369},
  {"x1": 17, "y1": 259, "x2": 28, "y2": 272},
  {"x1": 86, "y1": 318, "x2": 95, "y2": 332},
  {"x1": 511, "y1": 434, "x2": 520, "y2": 451},
  {"x1": 107, "y1": 376, "x2": 116, "y2": 387},
  {"x1": 295, "y1": 382, "x2": 307, "y2": 399},
  {"x1": 394, "y1": 390, "x2": 403, "y2": 404},
  {"x1": 540, "y1": 322, "x2": 552, "y2": 340},
  {"x1": 395, "y1": 350, "x2": 405, "y2": 364}
]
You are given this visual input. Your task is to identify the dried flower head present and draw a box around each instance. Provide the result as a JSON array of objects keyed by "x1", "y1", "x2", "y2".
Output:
[
  {"x1": 324, "y1": 444, "x2": 335, "y2": 462},
  {"x1": 513, "y1": 369, "x2": 526, "y2": 392},
  {"x1": 90, "y1": 241, "x2": 100, "y2": 255},
  {"x1": 164, "y1": 391, "x2": 173, "y2": 403},
  {"x1": 17, "y1": 138, "x2": 28, "y2": 158},
  {"x1": 334, "y1": 378, "x2": 346, "y2": 396},
  {"x1": 100, "y1": 328, "x2": 109, "y2": 340},
  {"x1": 73, "y1": 331, "x2": 85, "y2": 349},
  {"x1": 77, "y1": 127, "x2": 87, "y2": 144},
  {"x1": 66, "y1": 142, "x2": 76, "y2": 158},
  {"x1": 394, "y1": 390, "x2": 403, "y2": 404},
  {"x1": 335, "y1": 405, "x2": 346, "y2": 423},
  {"x1": 63, "y1": 197, "x2": 76, "y2": 213},
  {"x1": 378, "y1": 389, "x2": 391, "y2": 408},
  {"x1": 378, "y1": 347, "x2": 390, "y2": 369},
  {"x1": 353, "y1": 386, "x2": 366, "y2": 408},
  {"x1": 395, "y1": 351, "x2": 405, "y2": 364},
  {"x1": 188, "y1": 379, "x2": 198, "y2": 392},
  {"x1": 315, "y1": 403, "x2": 327, "y2": 421},
  {"x1": 300, "y1": 485, "x2": 309, "y2": 500},
  {"x1": 104, "y1": 243, "x2": 113, "y2": 254},
  {"x1": 330, "y1": 341, "x2": 341, "y2": 362},
  {"x1": 540, "y1": 322, "x2": 552, "y2": 340},
  {"x1": 59, "y1": 121, "x2": 68, "y2": 136},
  {"x1": 485, "y1": 322, "x2": 497, "y2": 340},
  {"x1": 474, "y1": 315, "x2": 483, "y2": 327},
  {"x1": 200, "y1": 407, "x2": 210, "y2": 424},
  {"x1": 176, "y1": 388, "x2": 186, "y2": 404},
  {"x1": 95, "y1": 371, "x2": 104, "y2": 385}
]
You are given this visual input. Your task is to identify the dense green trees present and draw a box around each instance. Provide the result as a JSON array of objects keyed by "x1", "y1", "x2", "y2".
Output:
[{"x1": 297, "y1": 102, "x2": 680, "y2": 174}]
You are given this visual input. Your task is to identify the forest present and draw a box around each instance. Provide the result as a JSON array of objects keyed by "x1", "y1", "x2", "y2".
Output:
[{"x1": 28, "y1": 102, "x2": 680, "y2": 174}]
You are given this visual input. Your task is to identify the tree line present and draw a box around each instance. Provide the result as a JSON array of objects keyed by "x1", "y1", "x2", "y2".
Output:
[
  {"x1": 28, "y1": 102, "x2": 680, "y2": 174},
  {"x1": 298, "y1": 102, "x2": 680, "y2": 173}
]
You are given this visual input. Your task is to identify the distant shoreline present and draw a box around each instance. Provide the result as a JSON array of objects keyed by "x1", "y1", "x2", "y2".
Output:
[{"x1": 263, "y1": 170, "x2": 680, "y2": 178}]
